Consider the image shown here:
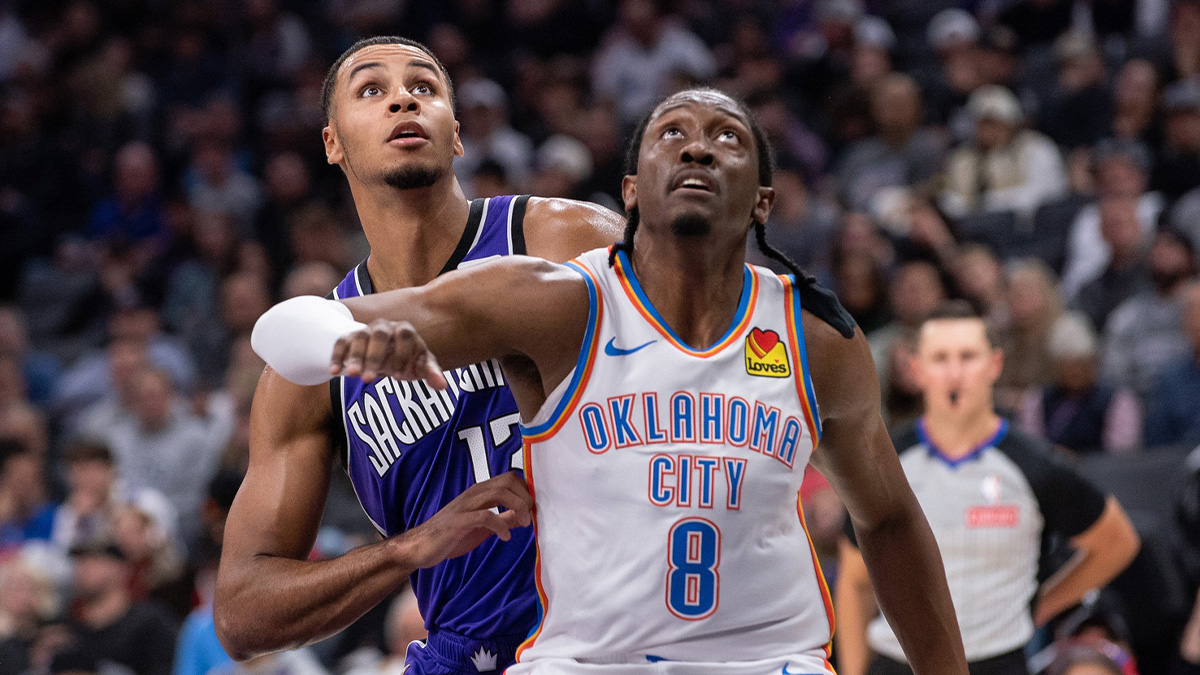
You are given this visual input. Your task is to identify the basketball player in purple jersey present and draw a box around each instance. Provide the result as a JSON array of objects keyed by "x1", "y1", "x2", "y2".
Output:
[{"x1": 213, "y1": 37, "x2": 622, "y2": 673}]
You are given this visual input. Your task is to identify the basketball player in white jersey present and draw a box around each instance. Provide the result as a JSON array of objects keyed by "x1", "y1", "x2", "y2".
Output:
[{"x1": 253, "y1": 88, "x2": 969, "y2": 675}]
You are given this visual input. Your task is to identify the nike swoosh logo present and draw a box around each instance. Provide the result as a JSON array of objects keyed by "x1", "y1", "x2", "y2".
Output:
[
  {"x1": 604, "y1": 337, "x2": 656, "y2": 356},
  {"x1": 781, "y1": 666, "x2": 819, "y2": 675}
]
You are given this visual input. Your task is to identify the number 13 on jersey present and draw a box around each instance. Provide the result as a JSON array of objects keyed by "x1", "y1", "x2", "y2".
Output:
[{"x1": 666, "y1": 518, "x2": 721, "y2": 620}]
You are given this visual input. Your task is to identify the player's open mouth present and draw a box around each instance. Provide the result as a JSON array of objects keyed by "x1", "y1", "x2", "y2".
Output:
[
  {"x1": 388, "y1": 122, "x2": 428, "y2": 145},
  {"x1": 671, "y1": 172, "x2": 715, "y2": 194}
]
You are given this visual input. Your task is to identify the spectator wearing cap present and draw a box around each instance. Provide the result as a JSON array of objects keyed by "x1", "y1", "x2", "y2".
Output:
[
  {"x1": 836, "y1": 72, "x2": 946, "y2": 212},
  {"x1": 68, "y1": 539, "x2": 176, "y2": 675},
  {"x1": 455, "y1": 78, "x2": 533, "y2": 197},
  {"x1": 591, "y1": 0, "x2": 716, "y2": 128},
  {"x1": 530, "y1": 134, "x2": 594, "y2": 201},
  {"x1": 1101, "y1": 231, "x2": 1198, "y2": 400},
  {"x1": 849, "y1": 16, "x2": 896, "y2": 89},
  {"x1": 1061, "y1": 139, "x2": 1162, "y2": 303},
  {"x1": 1018, "y1": 312, "x2": 1142, "y2": 454},
  {"x1": 1151, "y1": 79, "x2": 1200, "y2": 201},
  {"x1": 1143, "y1": 282, "x2": 1200, "y2": 447},
  {"x1": 942, "y1": 85, "x2": 1068, "y2": 219},
  {"x1": 1040, "y1": 32, "x2": 1112, "y2": 150},
  {"x1": 921, "y1": 8, "x2": 985, "y2": 135}
]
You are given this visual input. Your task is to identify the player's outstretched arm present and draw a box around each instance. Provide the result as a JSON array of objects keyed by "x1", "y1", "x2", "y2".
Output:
[
  {"x1": 213, "y1": 369, "x2": 533, "y2": 660},
  {"x1": 803, "y1": 314, "x2": 968, "y2": 675}
]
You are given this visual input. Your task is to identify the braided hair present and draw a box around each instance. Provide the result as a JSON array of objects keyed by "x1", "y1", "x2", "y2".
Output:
[{"x1": 610, "y1": 89, "x2": 854, "y2": 338}]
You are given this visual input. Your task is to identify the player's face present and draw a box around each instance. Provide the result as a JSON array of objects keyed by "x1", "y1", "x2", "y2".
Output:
[
  {"x1": 323, "y1": 44, "x2": 463, "y2": 190},
  {"x1": 913, "y1": 318, "x2": 1003, "y2": 415},
  {"x1": 623, "y1": 91, "x2": 773, "y2": 241}
]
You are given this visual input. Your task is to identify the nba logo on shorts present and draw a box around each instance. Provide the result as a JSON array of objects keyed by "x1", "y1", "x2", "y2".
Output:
[{"x1": 745, "y1": 328, "x2": 790, "y2": 378}]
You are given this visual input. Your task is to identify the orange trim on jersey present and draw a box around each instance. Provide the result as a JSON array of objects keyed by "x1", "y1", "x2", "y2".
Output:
[
  {"x1": 515, "y1": 439, "x2": 550, "y2": 662},
  {"x1": 797, "y1": 491, "x2": 837, "y2": 657},
  {"x1": 521, "y1": 261, "x2": 604, "y2": 443},
  {"x1": 612, "y1": 251, "x2": 758, "y2": 358},
  {"x1": 781, "y1": 276, "x2": 821, "y2": 446}
]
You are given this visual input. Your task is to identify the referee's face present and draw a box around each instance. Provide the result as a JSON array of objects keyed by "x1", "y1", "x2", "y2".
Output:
[{"x1": 914, "y1": 318, "x2": 1003, "y2": 415}]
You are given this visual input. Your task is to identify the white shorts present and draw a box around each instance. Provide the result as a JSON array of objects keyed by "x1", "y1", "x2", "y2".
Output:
[{"x1": 505, "y1": 651, "x2": 835, "y2": 675}]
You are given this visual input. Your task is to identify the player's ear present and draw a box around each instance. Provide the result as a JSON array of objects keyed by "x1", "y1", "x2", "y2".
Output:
[
  {"x1": 987, "y1": 346, "x2": 1005, "y2": 382},
  {"x1": 453, "y1": 119, "x2": 464, "y2": 158},
  {"x1": 323, "y1": 125, "x2": 343, "y2": 165},
  {"x1": 621, "y1": 175, "x2": 638, "y2": 213},
  {"x1": 752, "y1": 186, "x2": 775, "y2": 226}
]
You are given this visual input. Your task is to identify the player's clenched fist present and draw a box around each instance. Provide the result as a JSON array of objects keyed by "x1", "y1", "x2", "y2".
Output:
[
  {"x1": 397, "y1": 472, "x2": 534, "y2": 569},
  {"x1": 330, "y1": 318, "x2": 449, "y2": 389}
]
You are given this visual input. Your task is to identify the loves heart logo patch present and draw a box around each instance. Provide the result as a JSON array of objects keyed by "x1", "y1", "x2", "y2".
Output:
[{"x1": 745, "y1": 328, "x2": 790, "y2": 378}]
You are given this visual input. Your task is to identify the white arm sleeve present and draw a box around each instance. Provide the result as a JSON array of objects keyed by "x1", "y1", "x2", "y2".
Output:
[{"x1": 250, "y1": 295, "x2": 367, "y2": 386}]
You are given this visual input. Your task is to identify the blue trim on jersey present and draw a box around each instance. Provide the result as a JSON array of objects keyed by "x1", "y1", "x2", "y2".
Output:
[
  {"x1": 616, "y1": 249, "x2": 753, "y2": 353},
  {"x1": 788, "y1": 274, "x2": 823, "y2": 440},
  {"x1": 917, "y1": 417, "x2": 1010, "y2": 468},
  {"x1": 519, "y1": 260, "x2": 599, "y2": 437}
]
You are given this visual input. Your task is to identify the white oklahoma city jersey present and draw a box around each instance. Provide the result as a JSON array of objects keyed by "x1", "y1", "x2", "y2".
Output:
[{"x1": 509, "y1": 247, "x2": 835, "y2": 675}]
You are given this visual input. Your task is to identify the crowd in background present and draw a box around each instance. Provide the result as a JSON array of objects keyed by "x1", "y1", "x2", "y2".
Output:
[{"x1": 2, "y1": 0, "x2": 1200, "y2": 673}]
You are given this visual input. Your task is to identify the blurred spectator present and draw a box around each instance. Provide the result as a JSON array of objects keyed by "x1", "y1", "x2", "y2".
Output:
[
  {"x1": 242, "y1": 0, "x2": 312, "y2": 93},
  {"x1": 100, "y1": 368, "x2": 227, "y2": 541},
  {"x1": 1018, "y1": 312, "x2": 1142, "y2": 454},
  {"x1": 1071, "y1": 196, "x2": 1155, "y2": 331},
  {"x1": 112, "y1": 492, "x2": 183, "y2": 605},
  {"x1": 255, "y1": 152, "x2": 316, "y2": 273},
  {"x1": 746, "y1": 169, "x2": 839, "y2": 281},
  {"x1": 869, "y1": 260, "x2": 948, "y2": 383},
  {"x1": 1170, "y1": 0, "x2": 1200, "y2": 81},
  {"x1": 942, "y1": 85, "x2": 1068, "y2": 219},
  {"x1": 282, "y1": 262, "x2": 341, "y2": 300},
  {"x1": 185, "y1": 141, "x2": 263, "y2": 232},
  {"x1": 1110, "y1": 60, "x2": 1161, "y2": 147},
  {"x1": 468, "y1": 159, "x2": 515, "y2": 200},
  {"x1": 0, "y1": 548, "x2": 62, "y2": 674},
  {"x1": 746, "y1": 91, "x2": 829, "y2": 187},
  {"x1": 950, "y1": 243, "x2": 1009, "y2": 329},
  {"x1": 836, "y1": 73, "x2": 945, "y2": 212},
  {"x1": 288, "y1": 204, "x2": 352, "y2": 272},
  {"x1": 996, "y1": 260, "x2": 1065, "y2": 411},
  {"x1": 783, "y1": 0, "x2": 861, "y2": 110},
  {"x1": 592, "y1": 0, "x2": 717, "y2": 127},
  {"x1": 340, "y1": 587, "x2": 425, "y2": 675},
  {"x1": 1143, "y1": 283, "x2": 1200, "y2": 447},
  {"x1": 185, "y1": 272, "x2": 271, "y2": 388},
  {"x1": 17, "y1": 239, "x2": 108, "y2": 364},
  {"x1": 86, "y1": 142, "x2": 166, "y2": 245},
  {"x1": 1061, "y1": 140, "x2": 1161, "y2": 303},
  {"x1": 1151, "y1": 80, "x2": 1200, "y2": 202},
  {"x1": 1040, "y1": 32, "x2": 1112, "y2": 150},
  {"x1": 49, "y1": 443, "x2": 119, "y2": 552},
  {"x1": 1102, "y1": 230, "x2": 1198, "y2": 399},
  {"x1": 69, "y1": 339, "x2": 147, "y2": 441},
  {"x1": 848, "y1": 16, "x2": 896, "y2": 90},
  {"x1": 173, "y1": 470, "x2": 243, "y2": 675},
  {"x1": 530, "y1": 135, "x2": 593, "y2": 200},
  {"x1": 833, "y1": 252, "x2": 891, "y2": 335},
  {"x1": 1046, "y1": 645, "x2": 1126, "y2": 675},
  {"x1": 881, "y1": 329, "x2": 923, "y2": 429},
  {"x1": 921, "y1": 8, "x2": 984, "y2": 134},
  {"x1": 0, "y1": 306, "x2": 60, "y2": 405},
  {"x1": 68, "y1": 539, "x2": 176, "y2": 675},
  {"x1": 455, "y1": 78, "x2": 533, "y2": 196},
  {"x1": 0, "y1": 356, "x2": 48, "y2": 458},
  {"x1": 52, "y1": 306, "x2": 196, "y2": 423},
  {"x1": 0, "y1": 439, "x2": 54, "y2": 555},
  {"x1": 162, "y1": 211, "x2": 239, "y2": 341}
]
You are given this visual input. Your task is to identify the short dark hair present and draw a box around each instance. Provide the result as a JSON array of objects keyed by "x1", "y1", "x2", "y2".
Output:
[
  {"x1": 62, "y1": 441, "x2": 114, "y2": 465},
  {"x1": 320, "y1": 36, "x2": 456, "y2": 123},
  {"x1": 920, "y1": 299, "x2": 999, "y2": 346}
]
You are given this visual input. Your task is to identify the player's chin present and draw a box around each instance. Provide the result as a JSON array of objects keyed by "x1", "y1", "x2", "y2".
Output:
[
  {"x1": 668, "y1": 209, "x2": 714, "y2": 238},
  {"x1": 382, "y1": 163, "x2": 446, "y2": 191}
]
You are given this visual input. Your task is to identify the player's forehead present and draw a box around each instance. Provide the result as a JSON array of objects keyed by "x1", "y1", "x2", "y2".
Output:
[
  {"x1": 647, "y1": 90, "x2": 751, "y2": 130},
  {"x1": 338, "y1": 44, "x2": 445, "y2": 87},
  {"x1": 918, "y1": 318, "x2": 990, "y2": 351}
]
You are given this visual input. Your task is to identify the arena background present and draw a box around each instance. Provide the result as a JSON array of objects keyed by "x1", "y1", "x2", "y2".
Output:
[{"x1": 0, "y1": 0, "x2": 1199, "y2": 673}]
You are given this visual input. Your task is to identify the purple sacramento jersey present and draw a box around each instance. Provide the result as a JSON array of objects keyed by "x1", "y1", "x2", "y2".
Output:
[{"x1": 330, "y1": 196, "x2": 537, "y2": 660}]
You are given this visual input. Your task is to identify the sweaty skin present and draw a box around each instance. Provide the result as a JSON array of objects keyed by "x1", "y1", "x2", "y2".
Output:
[
  {"x1": 320, "y1": 91, "x2": 969, "y2": 675},
  {"x1": 213, "y1": 43, "x2": 622, "y2": 660}
]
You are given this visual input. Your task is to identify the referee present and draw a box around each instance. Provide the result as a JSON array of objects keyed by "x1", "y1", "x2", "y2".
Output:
[{"x1": 835, "y1": 301, "x2": 1140, "y2": 675}]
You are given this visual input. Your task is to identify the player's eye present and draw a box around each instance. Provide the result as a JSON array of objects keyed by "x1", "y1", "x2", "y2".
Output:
[
  {"x1": 661, "y1": 127, "x2": 683, "y2": 139},
  {"x1": 719, "y1": 129, "x2": 741, "y2": 142},
  {"x1": 360, "y1": 85, "x2": 383, "y2": 98},
  {"x1": 412, "y1": 82, "x2": 434, "y2": 95}
]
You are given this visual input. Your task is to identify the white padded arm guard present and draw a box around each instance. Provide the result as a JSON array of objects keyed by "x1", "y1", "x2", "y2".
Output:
[{"x1": 251, "y1": 295, "x2": 367, "y2": 386}]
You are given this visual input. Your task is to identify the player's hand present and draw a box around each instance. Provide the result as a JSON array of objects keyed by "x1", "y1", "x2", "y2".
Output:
[
  {"x1": 330, "y1": 318, "x2": 448, "y2": 389},
  {"x1": 397, "y1": 472, "x2": 534, "y2": 569}
]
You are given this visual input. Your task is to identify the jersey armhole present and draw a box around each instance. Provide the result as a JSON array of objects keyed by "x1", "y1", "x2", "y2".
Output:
[
  {"x1": 782, "y1": 274, "x2": 823, "y2": 444},
  {"x1": 518, "y1": 259, "x2": 603, "y2": 441},
  {"x1": 509, "y1": 194, "x2": 530, "y2": 255}
]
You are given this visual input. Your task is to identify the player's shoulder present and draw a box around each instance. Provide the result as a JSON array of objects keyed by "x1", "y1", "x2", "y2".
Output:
[{"x1": 521, "y1": 197, "x2": 624, "y2": 263}]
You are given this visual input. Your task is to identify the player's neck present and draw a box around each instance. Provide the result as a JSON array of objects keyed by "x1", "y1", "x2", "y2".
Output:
[
  {"x1": 628, "y1": 233, "x2": 747, "y2": 350},
  {"x1": 921, "y1": 406, "x2": 1002, "y2": 458},
  {"x1": 353, "y1": 177, "x2": 472, "y2": 291}
]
